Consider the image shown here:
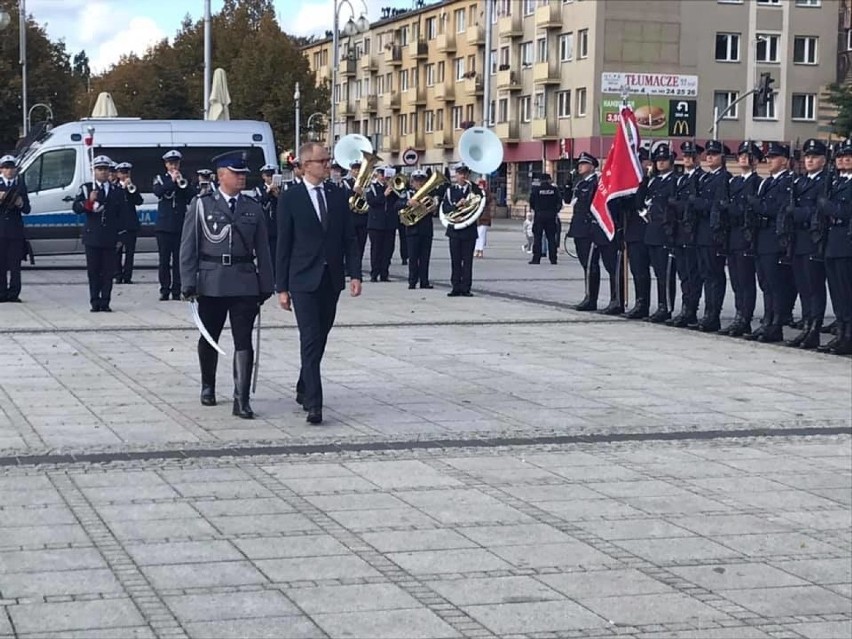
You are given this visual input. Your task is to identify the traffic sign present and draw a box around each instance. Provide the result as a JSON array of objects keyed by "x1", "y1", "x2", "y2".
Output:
[{"x1": 402, "y1": 148, "x2": 419, "y2": 166}]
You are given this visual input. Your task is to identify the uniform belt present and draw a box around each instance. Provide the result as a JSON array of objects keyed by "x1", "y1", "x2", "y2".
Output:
[{"x1": 200, "y1": 253, "x2": 254, "y2": 265}]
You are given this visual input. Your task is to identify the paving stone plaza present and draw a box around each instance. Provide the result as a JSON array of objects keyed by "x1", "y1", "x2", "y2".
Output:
[{"x1": 1, "y1": 222, "x2": 850, "y2": 638}]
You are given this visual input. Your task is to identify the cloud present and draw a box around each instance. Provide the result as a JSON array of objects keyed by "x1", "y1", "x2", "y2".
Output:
[
  {"x1": 280, "y1": 0, "x2": 411, "y2": 37},
  {"x1": 89, "y1": 17, "x2": 167, "y2": 73}
]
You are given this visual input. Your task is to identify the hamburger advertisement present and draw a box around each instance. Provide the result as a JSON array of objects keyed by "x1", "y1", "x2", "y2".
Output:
[{"x1": 599, "y1": 97, "x2": 696, "y2": 138}]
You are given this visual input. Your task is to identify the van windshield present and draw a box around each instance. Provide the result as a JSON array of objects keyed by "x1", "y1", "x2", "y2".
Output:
[{"x1": 23, "y1": 148, "x2": 77, "y2": 192}]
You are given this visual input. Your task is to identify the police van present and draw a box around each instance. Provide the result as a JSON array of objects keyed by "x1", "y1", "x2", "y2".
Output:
[{"x1": 16, "y1": 118, "x2": 277, "y2": 255}]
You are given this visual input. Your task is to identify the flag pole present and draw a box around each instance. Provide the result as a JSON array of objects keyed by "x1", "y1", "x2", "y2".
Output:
[{"x1": 619, "y1": 85, "x2": 630, "y2": 311}]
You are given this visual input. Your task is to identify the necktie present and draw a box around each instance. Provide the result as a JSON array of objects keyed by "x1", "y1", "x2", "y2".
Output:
[
  {"x1": 315, "y1": 187, "x2": 328, "y2": 229},
  {"x1": 228, "y1": 197, "x2": 236, "y2": 215}
]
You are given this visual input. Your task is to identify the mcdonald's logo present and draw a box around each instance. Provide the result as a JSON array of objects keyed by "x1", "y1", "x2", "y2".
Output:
[
  {"x1": 672, "y1": 118, "x2": 691, "y2": 137},
  {"x1": 668, "y1": 99, "x2": 696, "y2": 138}
]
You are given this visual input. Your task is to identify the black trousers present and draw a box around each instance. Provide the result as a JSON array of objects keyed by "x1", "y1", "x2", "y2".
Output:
[
  {"x1": 777, "y1": 263, "x2": 796, "y2": 322},
  {"x1": 368, "y1": 229, "x2": 395, "y2": 279},
  {"x1": 397, "y1": 223, "x2": 409, "y2": 261},
  {"x1": 197, "y1": 295, "x2": 258, "y2": 353},
  {"x1": 449, "y1": 236, "x2": 476, "y2": 293},
  {"x1": 728, "y1": 250, "x2": 757, "y2": 321},
  {"x1": 156, "y1": 232, "x2": 181, "y2": 296},
  {"x1": 792, "y1": 254, "x2": 827, "y2": 323},
  {"x1": 598, "y1": 240, "x2": 624, "y2": 305},
  {"x1": 674, "y1": 246, "x2": 702, "y2": 314},
  {"x1": 574, "y1": 238, "x2": 601, "y2": 277},
  {"x1": 291, "y1": 268, "x2": 342, "y2": 411},
  {"x1": 532, "y1": 218, "x2": 558, "y2": 264},
  {"x1": 353, "y1": 225, "x2": 368, "y2": 276},
  {"x1": 648, "y1": 245, "x2": 675, "y2": 311},
  {"x1": 406, "y1": 233, "x2": 432, "y2": 287},
  {"x1": 268, "y1": 235, "x2": 277, "y2": 279},
  {"x1": 627, "y1": 241, "x2": 651, "y2": 307},
  {"x1": 756, "y1": 253, "x2": 784, "y2": 324},
  {"x1": 826, "y1": 257, "x2": 852, "y2": 322},
  {"x1": 0, "y1": 237, "x2": 23, "y2": 300},
  {"x1": 697, "y1": 246, "x2": 727, "y2": 319},
  {"x1": 115, "y1": 232, "x2": 137, "y2": 282},
  {"x1": 85, "y1": 246, "x2": 115, "y2": 309}
]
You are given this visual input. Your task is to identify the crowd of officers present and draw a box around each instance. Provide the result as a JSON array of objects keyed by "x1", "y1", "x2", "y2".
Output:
[{"x1": 558, "y1": 137, "x2": 852, "y2": 356}]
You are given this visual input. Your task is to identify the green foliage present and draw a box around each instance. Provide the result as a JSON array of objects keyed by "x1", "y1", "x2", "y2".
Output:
[{"x1": 825, "y1": 83, "x2": 852, "y2": 139}]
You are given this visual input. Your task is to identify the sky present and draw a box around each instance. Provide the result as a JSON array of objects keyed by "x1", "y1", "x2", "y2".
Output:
[{"x1": 25, "y1": 0, "x2": 415, "y2": 73}]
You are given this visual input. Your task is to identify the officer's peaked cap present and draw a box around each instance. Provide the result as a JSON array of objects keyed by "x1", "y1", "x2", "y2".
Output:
[
  {"x1": 162, "y1": 149, "x2": 182, "y2": 161},
  {"x1": 92, "y1": 155, "x2": 112, "y2": 168},
  {"x1": 765, "y1": 142, "x2": 790, "y2": 158},
  {"x1": 211, "y1": 150, "x2": 250, "y2": 173},
  {"x1": 802, "y1": 138, "x2": 827, "y2": 156},
  {"x1": 577, "y1": 152, "x2": 599, "y2": 168}
]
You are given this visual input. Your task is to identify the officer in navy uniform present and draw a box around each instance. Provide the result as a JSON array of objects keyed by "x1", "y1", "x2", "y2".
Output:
[
  {"x1": 744, "y1": 142, "x2": 793, "y2": 343},
  {"x1": 785, "y1": 138, "x2": 828, "y2": 349},
  {"x1": 114, "y1": 162, "x2": 143, "y2": 284},
  {"x1": 72, "y1": 155, "x2": 125, "y2": 312},
  {"x1": 257, "y1": 164, "x2": 280, "y2": 272},
  {"x1": 566, "y1": 152, "x2": 600, "y2": 310},
  {"x1": 643, "y1": 144, "x2": 678, "y2": 323},
  {"x1": 528, "y1": 173, "x2": 561, "y2": 265},
  {"x1": 342, "y1": 160, "x2": 368, "y2": 272},
  {"x1": 196, "y1": 168, "x2": 215, "y2": 196},
  {"x1": 720, "y1": 141, "x2": 763, "y2": 337},
  {"x1": 364, "y1": 167, "x2": 398, "y2": 282},
  {"x1": 179, "y1": 151, "x2": 275, "y2": 418},
  {"x1": 667, "y1": 141, "x2": 705, "y2": 327},
  {"x1": 622, "y1": 148, "x2": 653, "y2": 319},
  {"x1": 0, "y1": 155, "x2": 30, "y2": 303},
  {"x1": 818, "y1": 138, "x2": 852, "y2": 354},
  {"x1": 154, "y1": 149, "x2": 196, "y2": 301},
  {"x1": 402, "y1": 170, "x2": 435, "y2": 289},
  {"x1": 443, "y1": 163, "x2": 482, "y2": 297}
]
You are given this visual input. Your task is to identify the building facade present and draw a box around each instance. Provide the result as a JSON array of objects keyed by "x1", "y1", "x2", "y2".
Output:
[{"x1": 301, "y1": 0, "x2": 841, "y2": 203}]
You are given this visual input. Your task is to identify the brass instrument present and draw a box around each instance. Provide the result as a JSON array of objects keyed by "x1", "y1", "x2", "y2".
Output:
[
  {"x1": 399, "y1": 172, "x2": 447, "y2": 226},
  {"x1": 175, "y1": 172, "x2": 188, "y2": 189},
  {"x1": 334, "y1": 134, "x2": 381, "y2": 214},
  {"x1": 440, "y1": 127, "x2": 504, "y2": 230},
  {"x1": 391, "y1": 173, "x2": 408, "y2": 196},
  {"x1": 125, "y1": 179, "x2": 137, "y2": 194},
  {"x1": 347, "y1": 151, "x2": 382, "y2": 214}
]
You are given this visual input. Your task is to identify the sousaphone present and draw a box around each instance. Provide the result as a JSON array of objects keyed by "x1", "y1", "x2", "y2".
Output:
[{"x1": 440, "y1": 127, "x2": 504, "y2": 230}]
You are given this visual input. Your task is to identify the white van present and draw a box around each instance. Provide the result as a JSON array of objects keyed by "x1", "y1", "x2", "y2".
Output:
[{"x1": 17, "y1": 118, "x2": 278, "y2": 255}]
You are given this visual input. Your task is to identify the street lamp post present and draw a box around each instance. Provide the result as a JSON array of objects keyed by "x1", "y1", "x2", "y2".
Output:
[
  {"x1": 330, "y1": 0, "x2": 369, "y2": 147},
  {"x1": 307, "y1": 112, "x2": 326, "y2": 141},
  {"x1": 0, "y1": 1, "x2": 28, "y2": 137},
  {"x1": 203, "y1": 0, "x2": 212, "y2": 118},
  {"x1": 482, "y1": 0, "x2": 493, "y2": 127},
  {"x1": 294, "y1": 83, "x2": 301, "y2": 154}
]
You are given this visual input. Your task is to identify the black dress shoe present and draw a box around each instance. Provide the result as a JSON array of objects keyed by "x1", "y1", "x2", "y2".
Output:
[
  {"x1": 528, "y1": 259, "x2": 540, "y2": 265},
  {"x1": 171, "y1": 293, "x2": 181, "y2": 301},
  {"x1": 201, "y1": 386, "x2": 216, "y2": 406},
  {"x1": 461, "y1": 291, "x2": 473, "y2": 297},
  {"x1": 90, "y1": 307, "x2": 100, "y2": 313},
  {"x1": 408, "y1": 284, "x2": 416, "y2": 289},
  {"x1": 624, "y1": 304, "x2": 649, "y2": 320},
  {"x1": 306, "y1": 409, "x2": 323, "y2": 424},
  {"x1": 6, "y1": 297, "x2": 21, "y2": 303},
  {"x1": 698, "y1": 319, "x2": 721, "y2": 333},
  {"x1": 447, "y1": 291, "x2": 461, "y2": 297},
  {"x1": 380, "y1": 276, "x2": 390, "y2": 282},
  {"x1": 420, "y1": 284, "x2": 434, "y2": 289},
  {"x1": 647, "y1": 308, "x2": 671, "y2": 324},
  {"x1": 159, "y1": 293, "x2": 169, "y2": 301},
  {"x1": 101, "y1": 306, "x2": 112, "y2": 313},
  {"x1": 370, "y1": 276, "x2": 378, "y2": 282}
]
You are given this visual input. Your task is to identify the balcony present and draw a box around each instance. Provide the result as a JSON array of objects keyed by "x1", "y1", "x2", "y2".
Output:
[
  {"x1": 496, "y1": 68, "x2": 522, "y2": 91},
  {"x1": 380, "y1": 131, "x2": 401, "y2": 153},
  {"x1": 385, "y1": 44, "x2": 403, "y2": 66},
  {"x1": 341, "y1": 57, "x2": 357, "y2": 78},
  {"x1": 464, "y1": 74, "x2": 484, "y2": 96},
  {"x1": 360, "y1": 53, "x2": 377, "y2": 73},
  {"x1": 498, "y1": 12, "x2": 523, "y2": 39},
  {"x1": 401, "y1": 132, "x2": 426, "y2": 151},
  {"x1": 382, "y1": 92, "x2": 401, "y2": 110},
  {"x1": 433, "y1": 129, "x2": 453, "y2": 148},
  {"x1": 361, "y1": 95, "x2": 378, "y2": 113},
  {"x1": 317, "y1": 65, "x2": 330, "y2": 82},
  {"x1": 466, "y1": 23, "x2": 485, "y2": 46},
  {"x1": 531, "y1": 116, "x2": 558, "y2": 140},
  {"x1": 434, "y1": 78, "x2": 455, "y2": 102},
  {"x1": 337, "y1": 101, "x2": 353, "y2": 119},
  {"x1": 404, "y1": 86, "x2": 427, "y2": 108},
  {"x1": 535, "y1": 3, "x2": 562, "y2": 30},
  {"x1": 437, "y1": 31, "x2": 456, "y2": 53},
  {"x1": 533, "y1": 61, "x2": 560, "y2": 85},
  {"x1": 495, "y1": 121, "x2": 519, "y2": 142},
  {"x1": 409, "y1": 39, "x2": 428, "y2": 59}
]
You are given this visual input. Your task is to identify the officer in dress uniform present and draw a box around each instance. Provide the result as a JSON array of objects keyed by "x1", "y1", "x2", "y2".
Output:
[
  {"x1": 72, "y1": 155, "x2": 124, "y2": 312},
  {"x1": 257, "y1": 164, "x2": 280, "y2": 272},
  {"x1": 154, "y1": 150, "x2": 196, "y2": 301},
  {"x1": 818, "y1": 139, "x2": 852, "y2": 355},
  {"x1": 744, "y1": 142, "x2": 793, "y2": 343},
  {"x1": 622, "y1": 148, "x2": 653, "y2": 319},
  {"x1": 720, "y1": 142, "x2": 762, "y2": 337},
  {"x1": 402, "y1": 170, "x2": 435, "y2": 289},
  {"x1": 0, "y1": 155, "x2": 30, "y2": 303},
  {"x1": 567, "y1": 153, "x2": 601, "y2": 310},
  {"x1": 196, "y1": 168, "x2": 215, "y2": 196},
  {"x1": 667, "y1": 141, "x2": 705, "y2": 327},
  {"x1": 179, "y1": 151, "x2": 275, "y2": 418},
  {"x1": 342, "y1": 160, "x2": 368, "y2": 271},
  {"x1": 528, "y1": 173, "x2": 561, "y2": 265},
  {"x1": 443, "y1": 163, "x2": 481, "y2": 297},
  {"x1": 114, "y1": 162, "x2": 142, "y2": 284},
  {"x1": 643, "y1": 144, "x2": 678, "y2": 323},
  {"x1": 364, "y1": 167, "x2": 398, "y2": 282}
]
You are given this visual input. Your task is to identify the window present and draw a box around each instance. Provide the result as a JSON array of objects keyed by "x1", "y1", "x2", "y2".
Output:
[
  {"x1": 536, "y1": 37, "x2": 548, "y2": 63},
  {"x1": 557, "y1": 90, "x2": 571, "y2": 117},
  {"x1": 500, "y1": 46, "x2": 510, "y2": 68},
  {"x1": 467, "y1": 54, "x2": 476, "y2": 73},
  {"x1": 23, "y1": 149, "x2": 76, "y2": 192},
  {"x1": 385, "y1": 116, "x2": 391, "y2": 136},
  {"x1": 578, "y1": 29, "x2": 589, "y2": 58},
  {"x1": 466, "y1": 104, "x2": 474, "y2": 122},
  {"x1": 374, "y1": 117, "x2": 383, "y2": 134},
  {"x1": 576, "y1": 88, "x2": 587, "y2": 116},
  {"x1": 400, "y1": 69, "x2": 409, "y2": 92},
  {"x1": 426, "y1": 17, "x2": 437, "y2": 40},
  {"x1": 498, "y1": 98, "x2": 509, "y2": 123},
  {"x1": 454, "y1": 57, "x2": 465, "y2": 80},
  {"x1": 515, "y1": 161, "x2": 543, "y2": 200},
  {"x1": 521, "y1": 41, "x2": 533, "y2": 66},
  {"x1": 559, "y1": 33, "x2": 574, "y2": 61},
  {"x1": 489, "y1": 50, "x2": 497, "y2": 75},
  {"x1": 520, "y1": 95, "x2": 531, "y2": 122},
  {"x1": 488, "y1": 100, "x2": 496, "y2": 125},
  {"x1": 523, "y1": 0, "x2": 536, "y2": 15},
  {"x1": 795, "y1": 0, "x2": 821, "y2": 5},
  {"x1": 756, "y1": 0, "x2": 781, "y2": 5},
  {"x1": 534, "y1": 91, "x2": 546, "y2": 119},
  {"x1": 454, "y1": 9, "x2": 466, "y2": 33},
  {"x1": 426, "y1": 64, "x2": 435, "y2": 86},
  {"x1": 452, "y1": 106, "x2": 463, "y2": 129},
  {"x1": 436, "y1": 109, "x2": 444, "y2": 129},
  {"x1": 386, "y1": 72, "x2": 393, "y2": 92},
  {"x1": 399, "y1": 26, "x2": 409, "y2": 46},
  {"x1": 410, "y1": 111, "x2": 418, "y2": 133},
  {"x1": 437, "y1": 61, "x2": 445, "y2": 83},
  {"x1": 376, "y1": 75, "x2": 384, "y2": 95},
  {"x1": 755, "y1": 34, "x2": 780, "y2": 63},
  {"x1": 793, "y1": 36, "x2": 818, "y2": 64},
  {"x1": 792, "y1": 93, "x2": 816, "y2": 120},
  {"x1": 713, "y1": 91, "x2": 739, "y2": 119},
  {"x1": 715, "y1": 32, "x2": 740, "y2": 62},
  {"x1": 717, "y1": 0, "x2": 743, "y2": 3},
  {"x1": 847, "y1": 29, "x2": 852, "y2": 52},
  {"x1": 752, "y1": 91, "x2": 777, "y2": 119}
]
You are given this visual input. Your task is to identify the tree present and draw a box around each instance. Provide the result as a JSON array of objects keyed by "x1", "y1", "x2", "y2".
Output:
[{"x1": 825, "y1": 83, "x2": 852, "y2": 139}]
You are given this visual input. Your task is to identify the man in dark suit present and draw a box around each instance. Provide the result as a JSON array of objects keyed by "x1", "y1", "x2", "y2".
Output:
[
  {"x1": 0, "y1": 155, "x2": 30, "y2": 303},
  {"x1": 276, "y1": 142, "x2": 363, "y2": 425}
]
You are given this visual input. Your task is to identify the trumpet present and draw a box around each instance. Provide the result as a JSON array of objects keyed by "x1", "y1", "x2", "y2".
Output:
[
  {"x1": 175, "y1": 172, "x2": 188, "y2": 189},
  {"x1": 124, "y1": 179, "x2": 137, "y2": 194}
]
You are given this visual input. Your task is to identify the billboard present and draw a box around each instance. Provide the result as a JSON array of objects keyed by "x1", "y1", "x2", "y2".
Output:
[
  {"x1": 600, "y1": 97, "x2": 697, "y2": 139},
  {"x1": 601, "y1": 72, "x2": 698, "y2": 98}
]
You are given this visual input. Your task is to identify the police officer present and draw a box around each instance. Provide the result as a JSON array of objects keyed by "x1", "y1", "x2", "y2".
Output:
[
  {"x1": 154, "y1": 149, "x2": 196, "y2": 301},
  {"x1": 443, "y1": 163, "x2": 482, "y2": 297},
  {"x1": 567, "y1": 153, "x2": 600, "y2": 310},
  {"x1": 402, "y1": 170, "x2": 435, "y2": 289},
  {"x1": 643, "y1": 145, "x2": 678, "y2": 323},
  {"x1": 528, "y1": 173, "x2": 561, "y2": 265},
  {"x1": 667, "y1": 141, "x2": 705, "y2": 327},
  {"x1": 744, "y1": 142, "x2": 793, "y2": 343},
  {"x1": 196, "y1": 168, "x2": 215, "y2": 196},
  {"x1": 257, "y1": 164, "x2": 280, "y2": 271},
  {"x1": 786, "y1": 138, "x2": 828, "y2": 349},
  {"x1": 818, "y1": 138, "x2": 852, "y2": 355},
  {"x1": 342, "y1": 160, "x2": 368, "y2": 273},
  {"x1": 179, "y1": 151, "x2": 275, "y2": 418},
  {"x1": 0, "y1": 155, "x2": 30, "y2": 303},
  {"x1": 115, "y1": 162, "x2": 142, "y2": 284},
  {"x1": 365, "y1": 167, "x2": 398, "y2": 282},
  {"x1": 721, "y1": 141, "x2": 762, "y2": 337},
  {"x1": 72, "y1": 155, "x2": 124, "y2": 312},
  {"x1": 622, "y1": 148, "x2": 653, "y2": 318}
]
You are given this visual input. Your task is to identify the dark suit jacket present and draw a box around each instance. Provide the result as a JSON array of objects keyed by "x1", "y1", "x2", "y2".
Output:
[
  {"x1": 72, "y1": 182, "x2": 125, "y2": 248},
  {"x1": 0, "y1": 176, "x2": 30, "y2": 239},
  {"x1": 276, "y1": 180, "x2": 362, "y2": 293}
]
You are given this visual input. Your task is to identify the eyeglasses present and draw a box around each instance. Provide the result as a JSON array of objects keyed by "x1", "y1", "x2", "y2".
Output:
[{"x1": 304, "y1": 158, "x2": 331, "y2": 165}]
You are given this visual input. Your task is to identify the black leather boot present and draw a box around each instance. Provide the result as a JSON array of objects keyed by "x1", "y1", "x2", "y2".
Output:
[
  {"x1": 718, "y1": 313, "x2": 742, "y2": 336},
  {"x1": 786, "y1": 320, "x2": 811, "y2": 347},
  {"x1": 232, "y1": 350, "x2": 254, "y2": 419},
  {"x1": 743, "y1": 316, "x2": 769, "y2": 341},
  {"x1": 625, "y1": 299, "x2": 649, "y2": 319},
  {"x1": 733, "y1": 319, "x2": 752, "y2": 338},
  {"x1": 834, "y1": 323, "x2": 852, "y2": 355},
  {"x1": 198, "y1": 343, "x2": 218, "y2": 406},
  {"x1": 758, "y1": 323, "x2": 784, "y2": 343},
  {"x1": 818, "y1": 322, "x2": 843, "y2": 353},
  {"x1": 799, "y1": 320, "x2": 822, "y2": 350},
  {"x1": 600, "y1": 277, "x2": 624, "y2": 315},
  {"x1": 647, "y1": 305, "x2": 671, "y2": 324},
  {"x1": 575, "y1": 275, "x2": 600, "y2": 311},
  {"x1": 821, "y1": 319, "x2": 837, "y2": 335}
]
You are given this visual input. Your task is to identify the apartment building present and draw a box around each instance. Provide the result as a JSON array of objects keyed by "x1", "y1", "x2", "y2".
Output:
[{"x1": 302, "y1": 0, "x2": 840, "y2": 202}]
